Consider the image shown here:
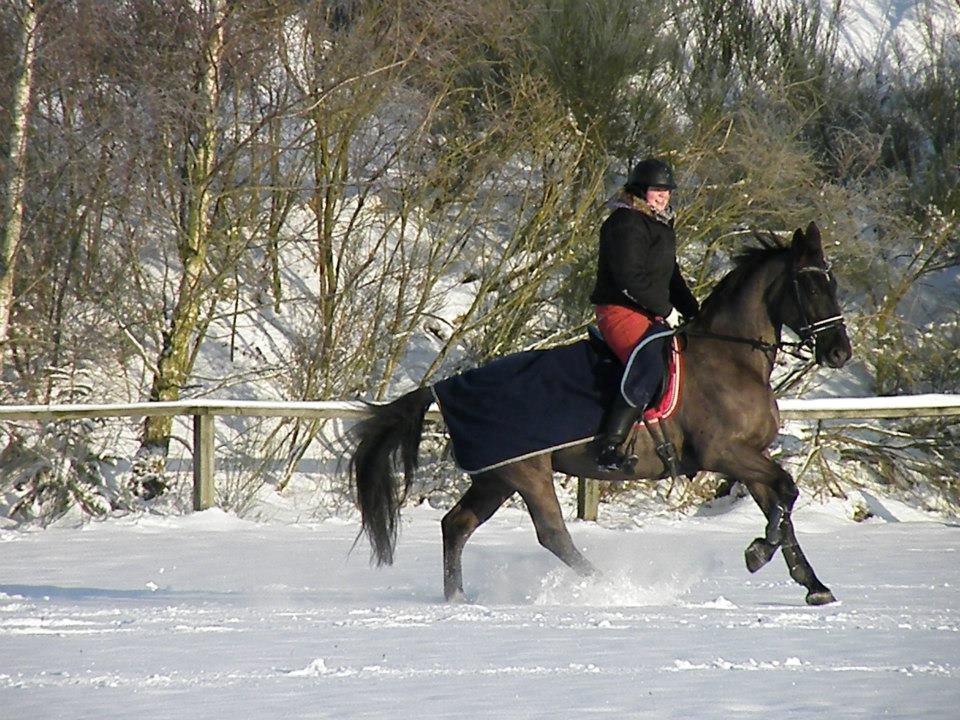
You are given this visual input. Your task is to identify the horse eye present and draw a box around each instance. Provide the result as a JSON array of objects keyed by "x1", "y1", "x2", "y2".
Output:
[{"x1": 801, "y1": 277, "x2": 820, "y2": 296}]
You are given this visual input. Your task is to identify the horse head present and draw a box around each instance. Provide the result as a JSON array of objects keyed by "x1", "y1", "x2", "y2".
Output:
[{"x1": 785, "y1": 222, "x2": 852, "y2": 368}]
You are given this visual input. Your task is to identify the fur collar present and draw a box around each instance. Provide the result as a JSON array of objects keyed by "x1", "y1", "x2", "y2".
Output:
[{"x1": 606, "y1": 190, "x2": 675, "y2": 226}]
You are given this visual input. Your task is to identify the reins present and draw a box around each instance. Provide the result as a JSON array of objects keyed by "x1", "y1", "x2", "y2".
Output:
[
  {"x1": 679, "y1": 328, "x2": 805, "y2": 357},
  {"x1": 680, "y1": 316, "x2": 843, "y2": 361}
]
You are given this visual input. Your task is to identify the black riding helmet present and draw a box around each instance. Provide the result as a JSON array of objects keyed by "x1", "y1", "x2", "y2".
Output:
[{"x1": 625, "y1": 158, "x2": 676, "y2": 194}]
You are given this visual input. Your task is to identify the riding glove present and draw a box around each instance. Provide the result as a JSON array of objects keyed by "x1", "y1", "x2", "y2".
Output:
[{"x1": 664, "y1": 307, "x2": 683, "y2": 328}]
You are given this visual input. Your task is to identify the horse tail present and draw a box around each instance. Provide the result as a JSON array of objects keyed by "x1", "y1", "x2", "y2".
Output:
[{"x1": 349, "y1": 386, "x2": 434, "y2": 566}]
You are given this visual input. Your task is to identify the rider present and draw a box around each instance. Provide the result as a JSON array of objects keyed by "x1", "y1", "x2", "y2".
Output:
[{"x1": 590, "y1": 158, "x2": 700, "y2": 471}]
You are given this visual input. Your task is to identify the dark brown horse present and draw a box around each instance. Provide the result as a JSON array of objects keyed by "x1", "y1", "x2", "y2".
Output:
[{"x1": 349, "y1": 222, "x2": 852, "y2": 605}]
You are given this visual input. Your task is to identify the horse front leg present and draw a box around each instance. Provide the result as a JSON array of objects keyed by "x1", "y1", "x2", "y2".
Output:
[
  {"x1": 717, "y1": 447, "x2": 836, "y2": 604},
  {"x1": 715, "y1": 448, "x2": 796, "y2": 573},
  {"x1": 744, "y1": 492, "x2": 787, "y2": 573},
  {"x1": 744, "y1": 536, "x2": 780, "y2": 574},
  {"x1": 744, "y1": 507, "x2": 837, "y2": 605},
  {"x1": 779, "y1": 512, "x2": 836, "y2": 605}
]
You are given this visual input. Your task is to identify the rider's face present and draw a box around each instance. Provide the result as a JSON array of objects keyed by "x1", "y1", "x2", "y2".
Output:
[{"x1": 645, "y1": 187, "x2": 671, "y2": 213}]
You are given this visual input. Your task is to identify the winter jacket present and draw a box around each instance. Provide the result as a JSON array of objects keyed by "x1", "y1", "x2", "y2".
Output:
[{"x1": 589, "y1": 195, "x2": 699, "y2": 319}]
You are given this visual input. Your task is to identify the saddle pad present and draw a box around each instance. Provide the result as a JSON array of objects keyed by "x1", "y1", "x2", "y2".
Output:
[
  {"x1": 642, "y1": 337, "x2": 683, "y2": 423},
  {"x1": 432, "y1": 337, "x2": 682, "y2": 474}
]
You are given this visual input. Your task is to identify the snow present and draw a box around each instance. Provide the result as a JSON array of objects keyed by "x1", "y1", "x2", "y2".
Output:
[
  {"x1": 2, "y1": 499, "x2": 958, "y2": 719},
  {"x1": 779, "y1": 393, "x2": 960, "y2": 414},
  {"x1": 830, "y1": 0, "x2": 959, "y2": 66}
]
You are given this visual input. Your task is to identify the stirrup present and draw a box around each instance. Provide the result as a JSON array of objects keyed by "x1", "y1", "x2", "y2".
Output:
[{"x1": 597, "y1": 444, "x2": 637, "y2": 472}]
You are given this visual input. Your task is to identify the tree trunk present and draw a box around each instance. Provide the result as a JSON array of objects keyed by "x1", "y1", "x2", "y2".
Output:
[
  {"x1": 0, "y1": 2, "x2": 39, "y2": 373},
  {"x1": 141, "y1": 0, "x2": 227, "y2": 452}
]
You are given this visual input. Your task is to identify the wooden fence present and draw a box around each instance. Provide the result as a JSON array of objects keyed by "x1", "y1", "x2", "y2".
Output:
[{"x1": 1, "y1": 394, "x2": 959, "y2": 517}]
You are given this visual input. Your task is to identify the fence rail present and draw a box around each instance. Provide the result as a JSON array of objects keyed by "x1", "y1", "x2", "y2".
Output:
[{"x1": 2, "y1": 394, "x2": 959, "y2": 515}]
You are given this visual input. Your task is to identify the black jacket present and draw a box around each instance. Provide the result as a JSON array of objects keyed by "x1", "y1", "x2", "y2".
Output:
[{"x1": 589, "y1": 203, "x2": 699, "y2": 318}]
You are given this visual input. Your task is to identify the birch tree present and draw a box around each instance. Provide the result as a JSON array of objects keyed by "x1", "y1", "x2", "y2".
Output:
[
  {"x1": 139, "y1": 0, "x2": 230, "y2": 455},
  {"x1": 0, "y1": 1, "x2": 40, "y2": 373}
]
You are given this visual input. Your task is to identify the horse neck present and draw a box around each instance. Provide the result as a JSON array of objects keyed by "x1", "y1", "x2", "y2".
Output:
[{"x1": 691, "y1": 257, "x2": 786, "y2": 369}]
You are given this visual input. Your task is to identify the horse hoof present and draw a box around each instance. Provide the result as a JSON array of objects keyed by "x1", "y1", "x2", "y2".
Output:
[
  {"x1": 744, "y1": 538, "x2": 778, "y2": 573},
  {"x1": 805, "y1": 589, "x2": 837, "y2": 606}
]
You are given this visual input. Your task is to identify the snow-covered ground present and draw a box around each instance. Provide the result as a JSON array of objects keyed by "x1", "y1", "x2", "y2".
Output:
[{"x1": 2, "y1": 494, "x2": 957, "y2": 719}]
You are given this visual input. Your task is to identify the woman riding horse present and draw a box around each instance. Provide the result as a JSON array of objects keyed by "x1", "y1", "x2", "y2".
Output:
[
  {"x1": 349, "y1": 222, "x2": 852, "y2": 606},
  {"x1": 591, "y1": 158, "x2": 700, "y2": 471}
]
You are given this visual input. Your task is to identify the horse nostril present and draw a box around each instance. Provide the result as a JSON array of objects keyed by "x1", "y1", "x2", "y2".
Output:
[{"x1": 829, "y1": 345, "x2": 851, "y2": 368}]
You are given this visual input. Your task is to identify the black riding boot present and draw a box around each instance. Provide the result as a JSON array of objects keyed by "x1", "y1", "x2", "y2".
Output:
[{"x1": 595, "y1": 395, "x2": 641, "y2": 472}]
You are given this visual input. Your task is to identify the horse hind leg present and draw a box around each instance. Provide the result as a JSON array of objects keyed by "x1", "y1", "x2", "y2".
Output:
[
  {"x1": 441, "y1": 476, "x2": 515, "y2": 602},
  {"x1": 507, "y1": 456, "x2": 598, "y2": 577}
]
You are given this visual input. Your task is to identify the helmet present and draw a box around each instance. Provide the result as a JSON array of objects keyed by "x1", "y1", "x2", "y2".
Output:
[{"x1": 626, "y1": 158, "x2": 676, "y2": 191}]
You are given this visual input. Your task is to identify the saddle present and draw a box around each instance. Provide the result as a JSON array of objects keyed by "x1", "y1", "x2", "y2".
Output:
[
  {"x1": 586, "y1": 325, "x2": 684, "y2": 423},
  {"x1": 587, "y1": 325, "x2": 685, "y2": 479}
]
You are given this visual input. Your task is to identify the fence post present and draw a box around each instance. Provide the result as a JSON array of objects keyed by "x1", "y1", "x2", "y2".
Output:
[
  {"x1": 577, "y1": 477, "x2": 600, "y2": 521},
  {"x1": 193, "y1": 413, "x2": 215, "y2": 510}
]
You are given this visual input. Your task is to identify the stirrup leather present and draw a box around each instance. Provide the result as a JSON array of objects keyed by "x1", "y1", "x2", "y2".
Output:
[{"x1": 643, "y1": 418, "x2": 681, "y2": 481}]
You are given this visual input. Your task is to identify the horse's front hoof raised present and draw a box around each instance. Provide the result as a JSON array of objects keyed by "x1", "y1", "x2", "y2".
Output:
[
  {"x1": 805, "y1": 589, "x2": 837, "y2": 606},
  {"x1": 744, "y1": 538, "x2": 778, "y2": 573}
]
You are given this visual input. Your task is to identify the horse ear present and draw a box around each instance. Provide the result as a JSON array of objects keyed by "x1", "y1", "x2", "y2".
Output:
[{"x1": 792, "y1": 222, "x2": 824, "y2": 263}]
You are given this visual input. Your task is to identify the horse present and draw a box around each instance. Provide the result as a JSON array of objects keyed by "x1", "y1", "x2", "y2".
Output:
[{"x1": 348, "y1": 221, "x2": 852, "y2": 606}]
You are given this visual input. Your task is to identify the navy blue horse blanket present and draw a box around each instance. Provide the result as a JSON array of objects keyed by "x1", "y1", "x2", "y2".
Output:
[{"x1": 431, "y1": 339, "x2": 623, "y2": 473}]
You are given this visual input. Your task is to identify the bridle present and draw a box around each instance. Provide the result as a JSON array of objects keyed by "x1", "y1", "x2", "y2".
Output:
[
  {"x1": 682, "y1": 262, "x2": 846, "y2": 360},
  {"x1": 791, "y1": 264, "x2": 845, "y2": 346}
]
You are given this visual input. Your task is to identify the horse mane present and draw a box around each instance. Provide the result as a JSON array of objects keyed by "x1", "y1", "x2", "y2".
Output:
[{"x1": 698, "y1": 232, "x2": 790, "y2": 315}]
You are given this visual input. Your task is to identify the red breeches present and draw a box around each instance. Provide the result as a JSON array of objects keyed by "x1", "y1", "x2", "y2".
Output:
[{"x1": 594, "y1": 304, "x2": 656, "y2": 364}]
